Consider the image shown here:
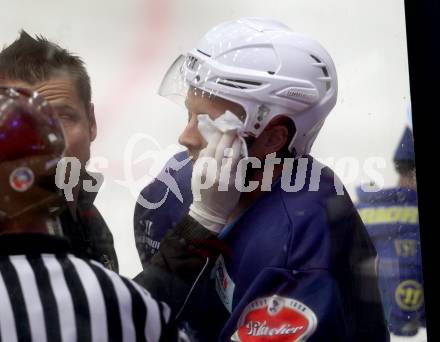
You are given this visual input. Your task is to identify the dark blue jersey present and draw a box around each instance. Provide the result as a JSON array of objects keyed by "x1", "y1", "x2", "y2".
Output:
[
  {"x1": 356, "y1": 187, "x2": 425, "y2": 336},
  {"x1": 134, "y1": 152, "x2": 389, "y2": 341}
]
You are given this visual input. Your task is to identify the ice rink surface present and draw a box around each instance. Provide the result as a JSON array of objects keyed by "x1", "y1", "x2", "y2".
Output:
[{"x1": 1, "y1": 0, "x2": 426, "y2": 340}]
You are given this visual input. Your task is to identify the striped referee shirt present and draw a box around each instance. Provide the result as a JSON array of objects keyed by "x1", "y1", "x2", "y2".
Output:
[{"x1": 0, "y1": 233, "x2": 172, "y2": 342}]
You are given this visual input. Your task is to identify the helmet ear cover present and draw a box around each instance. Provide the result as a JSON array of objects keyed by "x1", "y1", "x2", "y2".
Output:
[{"x1": 0, "y1": 87, "x2": 66, "y2": 221}]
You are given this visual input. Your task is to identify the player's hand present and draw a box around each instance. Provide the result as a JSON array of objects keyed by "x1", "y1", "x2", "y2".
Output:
[{"x1": 189, "y1": 130, "x2": 244, "y2": 233}]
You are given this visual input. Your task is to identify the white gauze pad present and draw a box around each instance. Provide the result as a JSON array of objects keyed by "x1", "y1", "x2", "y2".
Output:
[{"x1": 197, "y1": 111, "x2": 248, "y2": 158}]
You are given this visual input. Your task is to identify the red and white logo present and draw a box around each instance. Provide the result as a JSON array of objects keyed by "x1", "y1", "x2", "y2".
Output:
[
  {"x1": 9, "y1": 167, "x2": 34, "y2": 192},
  {"x1": 231, "y1": 295, "x2": 318, "y2": 341}
]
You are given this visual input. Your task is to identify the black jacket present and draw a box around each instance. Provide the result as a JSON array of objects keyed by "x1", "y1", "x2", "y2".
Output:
[{"x1": 59, "y1": 172, "x2": 118, "y2": 272}]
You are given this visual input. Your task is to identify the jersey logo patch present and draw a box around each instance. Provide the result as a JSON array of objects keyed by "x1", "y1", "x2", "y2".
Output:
[
  {"x1": 9, "y1": 167, "x2": 34, "y2": 192},
  {"x1": 211, "y1": 255, "x2": 235, "y2": 313},
  {"x1": 395, "y1": 279, "x2": 424, "y2": 311},
  {"x1": 231, "y1": 295, "x2": 318, "y2": 341}
]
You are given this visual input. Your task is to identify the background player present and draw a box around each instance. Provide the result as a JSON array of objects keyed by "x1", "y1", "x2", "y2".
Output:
[{"x1": 357, "y1": 124, "x2": 425, "y2": 337}]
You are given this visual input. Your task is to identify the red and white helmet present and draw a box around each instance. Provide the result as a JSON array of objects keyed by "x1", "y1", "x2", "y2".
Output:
[
  {"x1": 160, "y1": 17, "x2": 338, "y2": 157},
  {"x1": 0, "y1": 87, "x2": 66, "y2": 220}
]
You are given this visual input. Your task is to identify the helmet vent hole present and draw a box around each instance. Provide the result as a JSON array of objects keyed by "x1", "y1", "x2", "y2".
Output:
[
  {"x1": 197, "y1": 49, "x2": 211, "y2": 57},
  {"x1": 226, "y1": 79, "x2": 262, "y2": 86},
  {"x1": 310, "y1": 54, "x2": 321, "y2": 63},
  {"x1": 217, "y1": 81, "x2": 247, "y2": 89},
  {"x1": 310, "y1": 54, "x2": 331, "y2": 92},
  {"x1": 217, "y1": 79, "x2": 263, "y2": 90}
]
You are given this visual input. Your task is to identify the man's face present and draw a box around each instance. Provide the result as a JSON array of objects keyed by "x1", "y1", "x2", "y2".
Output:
[
  {"x1": 1, "y1": 74, "x2": 97, "y2": 169},
  {"x1": 179, "y1": 87, "x2": 246, "y2": 161}
]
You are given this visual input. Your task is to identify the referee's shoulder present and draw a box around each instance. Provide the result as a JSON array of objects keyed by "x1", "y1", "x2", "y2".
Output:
[
  {"x1": 86, "y1": 256, "x2": 171, "y2": 314},
  {"x1": 83, "y1": 256, "x2": 174, "y2": 339},
  {"x1": 1, "y1": 253, "x2": 174, "y2": 341},
  {"x1": 75, "y1": 254, "x2": 167, "y2": 301}
]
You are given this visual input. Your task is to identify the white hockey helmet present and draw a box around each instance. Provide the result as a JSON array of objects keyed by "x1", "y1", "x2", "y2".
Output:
[{"x1": 159, "y1": 17, "x2": 338, "y2": 157}]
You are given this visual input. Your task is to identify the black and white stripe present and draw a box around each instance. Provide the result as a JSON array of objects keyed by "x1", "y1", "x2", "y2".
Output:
[{"x1": 0, "y1": 254, "x2": 170, "y2": 342}]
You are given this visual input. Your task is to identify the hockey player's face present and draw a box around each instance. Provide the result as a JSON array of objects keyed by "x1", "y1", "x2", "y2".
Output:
[
  {"x1": 180, "y1": 87, "x2": 246, "y2": 161},
  {"x1": 0, "y1": 74, "x2": 97, "y2": 169}
]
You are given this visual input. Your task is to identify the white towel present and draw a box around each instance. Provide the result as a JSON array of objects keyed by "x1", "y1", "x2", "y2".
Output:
[{"x1": 197, "y1": 111, "x2": 248, "y2": 158}]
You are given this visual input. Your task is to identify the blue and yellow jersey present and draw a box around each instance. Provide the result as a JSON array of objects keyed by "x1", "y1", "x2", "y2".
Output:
[{"x1": 357, "y1": 187, "x2": 425, "y2": 336}]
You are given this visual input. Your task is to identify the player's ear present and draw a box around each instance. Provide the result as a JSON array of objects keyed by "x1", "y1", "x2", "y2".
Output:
[
  {"x1": 262, "y1": 116, "x2": 290, "y2": 154},
  {"x1": 88, "y1": 102, "x2": 97, "y2": 142},
  {"x1": 247, "y1": 116, "x2": 294, "y2": 159}
]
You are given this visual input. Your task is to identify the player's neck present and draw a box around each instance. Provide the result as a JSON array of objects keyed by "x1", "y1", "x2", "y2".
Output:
[
  {"x1": 228, "y1": 164, "x2": 283, "y2": 222},
  {"x1": 0, "y1": 212, "x2": 60, "y2": 236}
]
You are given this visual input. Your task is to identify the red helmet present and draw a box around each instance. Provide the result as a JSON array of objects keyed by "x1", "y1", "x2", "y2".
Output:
[{"x1": 0, "y1": 87, "x2": 66, "y2": 220}]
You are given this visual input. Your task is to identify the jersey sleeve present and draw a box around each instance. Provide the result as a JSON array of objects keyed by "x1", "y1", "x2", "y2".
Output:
[
  {"x1": 134, "y1": 215, "x2": 225, "y2": 315},
  {"x1": 133, "y1": 151, "x2": 193, "y2": 268}
]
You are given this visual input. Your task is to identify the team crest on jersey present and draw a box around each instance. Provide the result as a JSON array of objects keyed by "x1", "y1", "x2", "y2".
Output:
[
  {"x1": 231, "y1": 295, "x2": 318, "y2": 341},
  {"x1": 9, "y1": 167, "x2": 34, "y2": 192},
  {"x1": 395, "y1": 279, "x2": 424, "y2": 311}
]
